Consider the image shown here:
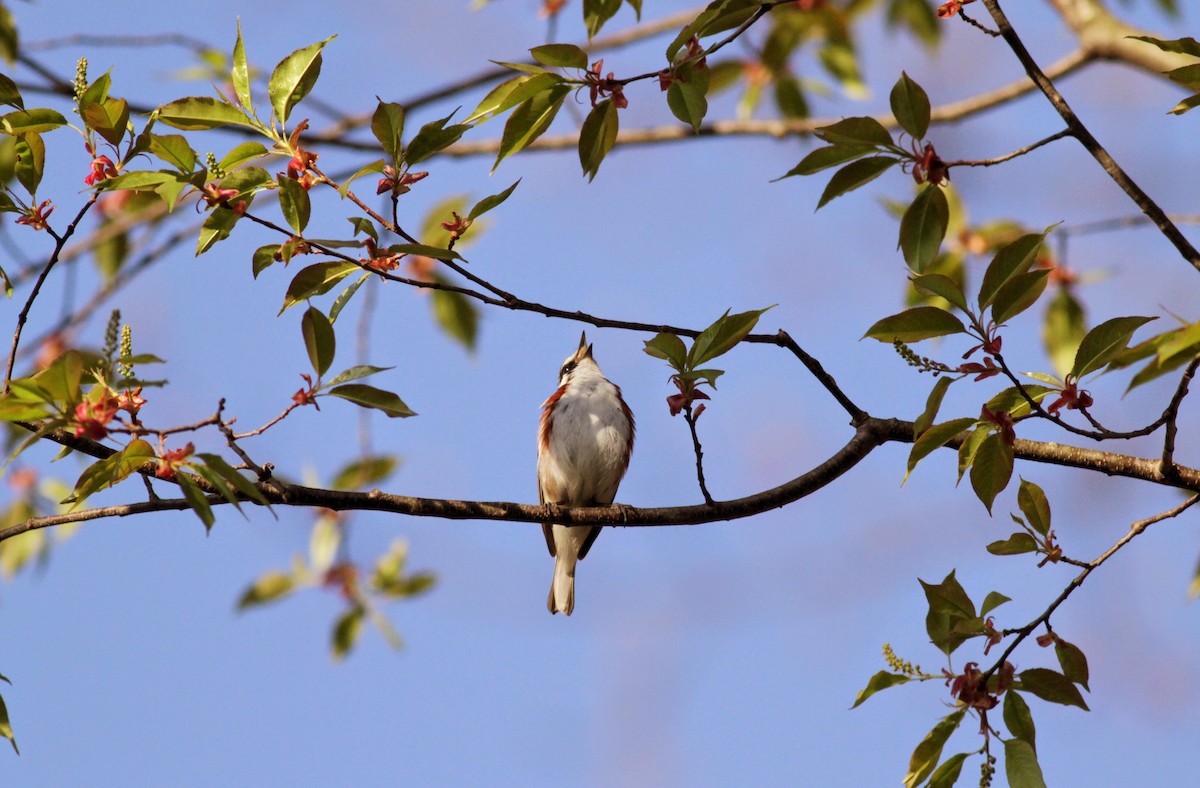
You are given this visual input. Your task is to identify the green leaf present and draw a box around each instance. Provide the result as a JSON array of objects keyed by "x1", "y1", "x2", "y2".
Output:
[
  {"x1": 1127, "y1": 35, "x2": 1200, "y2": 58},
  {"x1": 667, "y1": 79, "x2": 708, "y2": 133},
  {"x1": 898, "y1": 185, "x2": 949, "y2": 272},
  {"x1": 1054, "y1": 638, "x2": 1090, "y2": 691},
  {"x1": 231, "y1": 20, "x2": 253, "y2": 113},
  {"x1": 920, "y1": 569, "x2": 977, "y2": 655},
  {"x1": 816, "y1": 156, "x2": 899, "y2": 209},
  {"x1": 218, "y1": 141, "x2": 269, "y2": 172},
  {"x1": 864, "y1": 306, "x2": 964, "y2": 342},
  {"x1": 903, "y1": 709, "x2": 966, "y2": 788},
  {"x1": 269, "y1": 36, "x2": 335, "y2": 125},
  {"x1": 1017, "y1": 667, "x2": 1089, "y2": 710},
  {"x1": 325, "y1": 365, "x2": 393, "y2": 387},
  {"x1": 329, "y1": 274, "x2": 371, "y2": 324},
  {"x1": 494, "y1": 84, "x2": 571, "y2": 170},
  {"x1": 332, "y1": 607, "x2": 365, "y2": 660},
  {"x1": 689, "y1": 306, "x2": 774, "y2": 367},
  {"x1": 236, "y1": 570, "x2": 296, "y2": 610},
  {"x1": 390, "y1": 243, "x2": 464, "y2": 262},
  {"x1": 986, "y1": 532, "x2": 1038, "y2": 555},
  {"x1": 0, "y1": 108, "x2": 67, "y2": 135},
  {"x1": 980, "y1": 590, "x2": 1010, "y2": 616},
  {"x1": 530, "y1": 43, "x2": 589, "y2": 69},
  {"x1": 14, "y1": 133, "x2": 44, "y2": 196},
  {"x1": 0, "y1": 73, "x2": 23, "y2": 109},
  {"x1": 970, "y1": 432, "x2": 1014, "y2": 515},
  {"x1": 890, "y1": 71, "x2": 931, "y2": 140},
  {"x1": 156, "y1": 96, "x2": 256, "y2": 130},
  {"x1": 816, "y1": 116, "x2": 894, "y2": 147},
  {"x1": 913, "y1": 376, "x2": 953, "y2": 438},
  {"x1": 906, "y1": 416, "x2": 974, "y2": 480},
  {"x1": 310, "y1": 517, "x2": 340, "y2": 573},
  {"x1": 405, "y1": 110, "x2": 472, "y2": 165},
  {"x1": 1017, "y1": 478, "x2": 1051, "y2": 536},
  {"x1": 331, "y1": 455, "x2": 399, "y2": 490},
  {"x1": 985, "y1": 384, "x2": 1053, "y2": 419},
  {"x1": 467, "y1": 179, "x2": 520, "y2": 221},
  {"x1": 1004, "y1": 690, "x2": 1037, "y2": 749},
  {"x1": 1004, "y1": 738, "x2": 1047, "y2": 788},
  {"x1": 177, "y1": 474, "x2": 216, "y2": 532},
  {"x1": 1043, "y1": 288, "x2": 1087, "y2": 378},
  {"x1": 978, "y1": 229, "x2": 1051, "y2": 309},
  {"x1": 196, "y1": 453, "x2": 268, "y2": 506},
  {"x1": 992, "y1": 268, "x2": 1051, "y2": 325},
  {"x1": 301, "y1": 306, "x2": 336, "y2": 377},
  {"x1": 850, "y1": 671, "x2": 910, "y2": 709},
  {"x1": 1168, "y1": 92, "x2": 1200, "y2": 115},
  {"x1": 66, "y1": 439, "x2": 156, "y2": 507},
  {"x1": 327, "y1": 384, "x2": 416, "y2": 418},
  {"x1": 148, "y1": 134, "x2": 197, "y2": 172},
  {"x1": 280, "y1": 261, "x2": 361, "y2": 314},
  {"x1": 1166, "y1": 63, "x2": 1200, "y2": 91},
  {"x1": 910, "y1": 273, "x2": 968, "y2": 312},
  {"x1": 0, "y1": 690, "x2": 16, "y2": 754},
  {"x1": 1071, "y1": 315, "x2": 1156, "y2": 379},
  {"x1": 252, "y1": 244, "x2": 281, "y2": 279},
  {"x1": 773, "y1": 73, "x2": 808, "y2": 120},
  {"x1": 431, "y1": 285, "x2": 479, "y2": 352},
  {"x1": 277, "y1": 175, "x2": 311, "y2": 234},
  {"x1": 82, "y1": 97, "x2": 130, "y2": 146},
  {"x1": 464, "y1": 72, "x2": 562, "y2": 124},
  {"x1": 774, "y1": 144, "x2": 876, "y2": 180},
  {"x1": 927, "y1": 752, "x2": 968, "y2": 788},
  {"x1": 584, "y1": 0, "x2": 624, "y2": 38},
  {"x1": 196, "y1": 206, "x2": 243, "y2": 255},
  {"x1": 579, "y1": 99, "x2": 620, "y2": 181},
  {"x1": 957, "y1": 426, "x2": 989, "y2": 483},
  {"x1": 371, "y1": 100, "x2": 406, "y2": 162},
  {"x1": 644, "y1": 333, "x2": 689, "y2": 369}
]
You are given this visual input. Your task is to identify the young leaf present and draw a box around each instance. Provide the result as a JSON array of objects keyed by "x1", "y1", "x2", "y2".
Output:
[
  {"x1": 329, "y1": 273, "x2": 372, "y2": 324},
  {"x1": 816, "y1": 116, "x2": 894, "y2": 147},
  {"x1": 913, "y1": 376, "x2": 953, "y2": 438},
  {"x1": 1043, "y1": 288, "x2": 1087, "y2": 378},
  {"x1": 236, "y1": 570, "x2": 296, "y2": 610},
  {"x1": 906, "y1": 416, "x2": 974, "y2": 480},
  {"x1": 920, "y1": 569, "x2": 978, "y2": 655},
  {"x1": 468, "y1": 179, "x2": 521, "y2": 221},
  {"x1": 977, "y1": 229, "x2": 1051, "y2": 309},
  {"x1": 196, "y1": 453, "x2": 268, "y2": 506},
  {"x1": 863, "y1": 306, "x2": 964, "y2": 342},
  {"x1": 774, "y1": 144, "x2": 876, "y2": 180},
  {"x1": 301, "y1": 306, "x2": 336, "y2": 377},
  {"x1": 1003, "y1": 690, "x2": 1037, "y2": 749},
  {"x1": 898, "y1": 184, "x2": 949, "y2": 272},
  {"x1": 155, "y1": 97, "x2": 256, "y2": 130},
  {"x1": 1004, "y1": 738, "x2": 1047, "y2": 788},
  {"x1": 1054, "y1": 638, "x2": 1090, "y2": 691},
  {"x1": 910, "y1": 273, "x2": 968, "y2": 312},
  {"x1": 530, "y1": 43, "x2": 588, "y2": 70},
  {"x1": 177, "y1": 474, "x2": 216, "y2": 532},
  {"x1": 331, "y1": 455, "x2": 399, "y2": 490},
  {"x1": 404, "y1": 111, "x2": 472, "y2": 165},
  {"x1": 689, "y1": 306, "x2": 774, "y2": 367},
  {"x1": 991, "y1": 268, "x2": 1051, "y2": 325},
  {"x1": 332, "y1": 607, "x2": 364, "y2": 660},
  {"x1": 148, "y1": 134, "x2": 197, "y2": 172},
  {"x1": 495, "y1": 85, "x2": 570, "y2": 169},
  {"x1": 0, "y1": 107, "x2": 68, "y2": 135},
  {"x1": 431, "y1": 286, "x2": 479, "y2": 352},
  {"x1": 970, "y1": 432, "x2": 1014, "y2": 515},
  {"x1": 81, "y1": 97, "x2": 130, "y2": 147},
  {"x1": 1070, "y1": 315, "x2": 1156, "y2": 379},
  {"x1": 196, "y1": 206, "x2": 243, "y2": 255},
  {"x1": 231, "y1": 20, "x2": 253, "y2": 113},
  {"x1": 980, "y1": 590, "x2": 1010, "y2": 616},
  {"x1": 584, "y1": 0, "x2": 624, "y2": 38},
  {"x1": 667, "y1": 79, "x2": 708, "y2": 133},
  {"x1": 389, "y1": 243, "x2": 464, "y2": 262},
  {"x1": 903, "y1": 709, "x2": 966, "y2": 788},
  {"x1": 1017, "y1": 667, "x2": 1089, "y2": 710},
  {"x1": 327, "y1": 384, "x2": 416, "y2": 418},
  {"x1": 269, "y1": 36, "x2": 335, "y2": 125},
  {"x1": 0, "y1": 691, "x2": 16, "y2": 754},
  {"x1": 371, "y1": 100, "x2": 406, "y2": 162},
  {"x1": 850, "y1": 671, "x2": 910, "y2": 709},
  {"x1": 280, "y1": 261, "x2": 361, "y2": 314},
  {"x1": 277, "y1": 175, "x2": 311, "y2": 235},
  {"x1": 219, "y1": 141, "x2": 269, "y2": 172},
  {"x1": 889, "y1": 71, "x2": 931, "y2": 140},
  {"x1": 927, "y1": 753, "x2": 968, "y2": 788},
  {"x1": 0, "y1": 73, "x2": 23, "y2": 110},
  {"x1": 579, "y1": 99, "x2": 619, "y2": 181},
  {"x1": 464, "y1": 72, "x2": 562, "y2": 125},
  {"x1": 816, "y1": 156, "x2": 899, "y2": 209},
  {"x1": 986, "y1": 532, "x2": 1038, "y2": 555},
  {"x1": 644, "y1": 333, "x2": 689, "y2": 369},
  {"x1": 1017, "y1": 478, "x2": 1051, "y2": 536},
  {"x1": 325, "y1": 365, "x2": 393, "y2": 387}
]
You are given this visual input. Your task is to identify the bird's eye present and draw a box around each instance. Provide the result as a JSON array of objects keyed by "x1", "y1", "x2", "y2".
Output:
[{"x1": 559, "y1": 361, "x2": 575, "y2": 379}]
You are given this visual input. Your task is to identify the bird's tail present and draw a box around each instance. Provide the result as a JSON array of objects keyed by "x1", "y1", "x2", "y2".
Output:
[{"x1": 547, "y1": 550, "x2": 576, "y2": 616}]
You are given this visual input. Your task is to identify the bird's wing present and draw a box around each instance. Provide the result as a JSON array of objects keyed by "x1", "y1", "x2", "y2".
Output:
[
  {"x1": 577, "y1": 525, "x2": 602, "y2": 560},
  {"x1": 538, "y1": 481, "x2": 556, "y2": 556}
]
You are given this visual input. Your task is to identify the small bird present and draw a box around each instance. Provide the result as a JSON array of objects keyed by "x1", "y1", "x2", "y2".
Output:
[{"x1": 537, "y1": 332, "x2": 635, "y2": 615}]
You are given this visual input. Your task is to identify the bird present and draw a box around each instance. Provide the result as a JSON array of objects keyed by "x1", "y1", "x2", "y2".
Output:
[{"x1": 537, "y1": 331, "x2": 635, "y2": 615}]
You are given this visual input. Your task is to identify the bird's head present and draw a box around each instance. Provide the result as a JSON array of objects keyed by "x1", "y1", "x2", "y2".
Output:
[{"x1": 557, "y1": 331, "x2": 600, "y2": 386}]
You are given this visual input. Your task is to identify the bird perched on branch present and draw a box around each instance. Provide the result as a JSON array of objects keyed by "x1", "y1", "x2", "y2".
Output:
[{"x1": 537, "y1": 332, "x2": 635, "y2": 615}]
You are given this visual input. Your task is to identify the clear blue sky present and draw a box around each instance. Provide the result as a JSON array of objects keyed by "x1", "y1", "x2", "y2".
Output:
[{"x1": 4, "y1": 1, "x2": 1200, "y2": 785}]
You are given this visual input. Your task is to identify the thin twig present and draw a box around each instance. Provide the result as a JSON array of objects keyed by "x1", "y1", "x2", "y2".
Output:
[
  {"x1": 1160, "y1": 358, "x2": 1200, "y2": 479},
  {"x1": 682, "y1": 403, "x2": 715, "y2": 505},
  {"x1": 944, "y1": 128, "x2": 1073, "y2": 169}
]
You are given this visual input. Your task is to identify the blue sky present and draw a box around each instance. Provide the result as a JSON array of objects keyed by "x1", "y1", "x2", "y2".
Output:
[{"x1": 3, "y1": 1, "x2": 1200, "y2": 785}]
